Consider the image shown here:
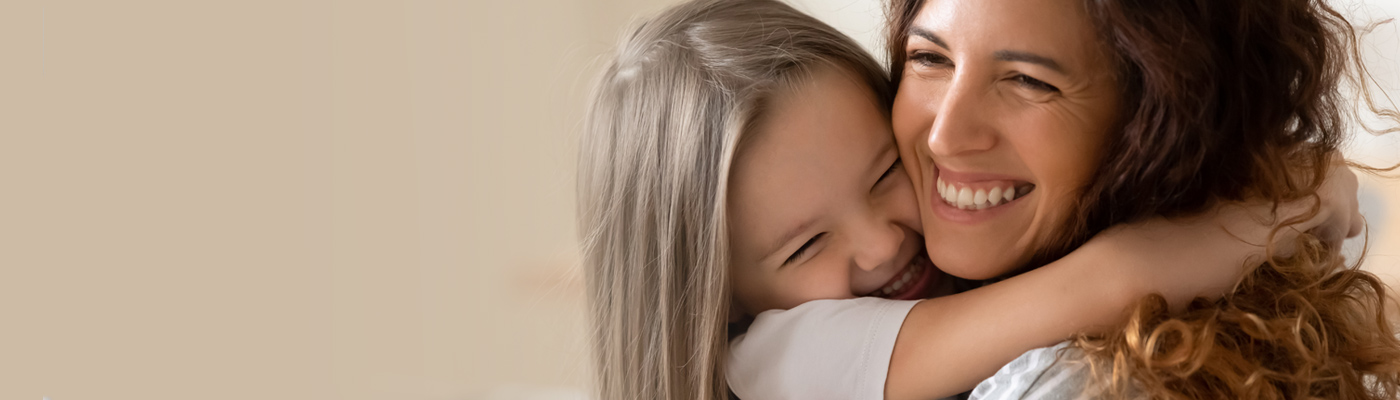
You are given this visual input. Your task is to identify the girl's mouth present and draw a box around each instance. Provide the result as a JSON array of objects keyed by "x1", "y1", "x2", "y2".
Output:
[
  {"x1": 936, "y1": 177, "x2": 1035, "y2": 211},
  {"x1": 869, "y1": 252, "x2": 941, "y2": 300}
]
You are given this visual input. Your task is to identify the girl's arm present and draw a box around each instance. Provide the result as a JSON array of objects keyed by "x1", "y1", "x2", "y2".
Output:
[{"x1": 885, "y1": 161, "x2": 1362, "y2": 400}]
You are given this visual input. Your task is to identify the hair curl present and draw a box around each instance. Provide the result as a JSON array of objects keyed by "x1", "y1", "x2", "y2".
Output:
[
  {"x1": 1078, "y1": 234, "x2": 1400, "y2": 399},
  {"x1": 878, "y1": 0, "x2": 1400, "y2": 398},
  {"x1": 1066, "y1": 0, "x2": 1400, "y2": 398}
]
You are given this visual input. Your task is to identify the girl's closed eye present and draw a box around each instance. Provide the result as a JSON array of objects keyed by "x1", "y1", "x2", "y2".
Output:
[{"x1": 784, "y1": 233, "x2": 825, "y2": 266}]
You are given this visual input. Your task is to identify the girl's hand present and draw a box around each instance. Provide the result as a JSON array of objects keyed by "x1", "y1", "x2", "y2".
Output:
[
  {"x1": 1245, "y1": 154, "x2": 1362, "y2": 257},
  {"x1": 1306, "y1": 155, "x2": 1364, "y2": 250}
]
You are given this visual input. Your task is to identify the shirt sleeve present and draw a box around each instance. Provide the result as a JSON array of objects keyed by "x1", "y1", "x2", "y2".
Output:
[{"x1": 726, "y1": 297, "x2": 920, "y2": 400}]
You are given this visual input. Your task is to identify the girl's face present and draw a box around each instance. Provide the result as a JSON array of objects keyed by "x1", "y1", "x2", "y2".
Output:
[
  {"x1": 729, "y1": 67, "x2": 944, "y2": 316},
  {"x1": 892, "y1": 0, "x2": 1121, "y2": 280}
]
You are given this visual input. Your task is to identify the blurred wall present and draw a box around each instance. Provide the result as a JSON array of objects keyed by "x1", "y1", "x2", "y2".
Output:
[
  {"x1": 2, "y1": 1, "x2": 684, "y2": 399},
  {"x1": 1340, "y1": 0, "x2": 1400, "y2": 284},
  {"x1": 0, "y1": 1, "x2": 1396, "y2": 400}
]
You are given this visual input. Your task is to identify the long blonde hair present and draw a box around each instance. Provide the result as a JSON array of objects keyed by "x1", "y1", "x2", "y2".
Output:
[{"x1": 577, "y1": 1, "x2": 891, "y2": 399}]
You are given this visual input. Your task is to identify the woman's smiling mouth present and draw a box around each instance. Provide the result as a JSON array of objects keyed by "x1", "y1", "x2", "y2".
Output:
[{"x1": 936, "y1": 177, "x2": 1035, "y2": 210}]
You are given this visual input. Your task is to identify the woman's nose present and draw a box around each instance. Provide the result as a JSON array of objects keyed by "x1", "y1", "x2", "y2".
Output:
[
  {"x1": 927, "y1": 76, "x2": 997, "y2": 157},
  {"x1": 852, "y1": 219, "x2": 903, "y2": 272}
]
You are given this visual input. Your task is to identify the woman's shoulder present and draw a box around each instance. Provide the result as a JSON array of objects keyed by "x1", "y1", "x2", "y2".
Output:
[{"x1": 969, "y1": 342, "x2": 1123, "y2": 400}]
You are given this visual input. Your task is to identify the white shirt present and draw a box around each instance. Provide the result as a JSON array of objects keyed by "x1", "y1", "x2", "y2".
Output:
[{"x1": 727, "y1": 297, "x2": 1094, "y2": 400}]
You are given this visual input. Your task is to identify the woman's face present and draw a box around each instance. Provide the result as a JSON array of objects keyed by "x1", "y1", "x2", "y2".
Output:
[
  {"x1": 729, "y1": 67, "x2": 945, "y2": 316},
  {"x1": 892, "y1": 0, "x2": 1121, "y2": 280}
]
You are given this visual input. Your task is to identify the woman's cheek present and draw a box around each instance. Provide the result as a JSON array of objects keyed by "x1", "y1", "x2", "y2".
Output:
[{"x1": 892, "y1": 99, "x2": 937, "y2": 203}]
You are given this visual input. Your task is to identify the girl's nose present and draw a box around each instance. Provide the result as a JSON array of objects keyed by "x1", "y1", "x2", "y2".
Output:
[{"x1": 852, "y1": 219, "x2": 903, "y2": 272}]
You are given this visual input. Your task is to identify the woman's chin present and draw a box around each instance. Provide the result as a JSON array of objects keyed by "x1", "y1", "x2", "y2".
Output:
[{"x1": 925, "y1": 240, "x2": 1023, "y2": 281}]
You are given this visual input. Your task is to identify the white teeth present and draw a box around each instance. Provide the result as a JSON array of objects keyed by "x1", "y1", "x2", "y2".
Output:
[
  {"x1": 876, "y1": 257, "x2": 929, "y2": 297},
  {"x1": 893, "y1": 267, "x2": 913, "y2": 291},
  {"x1": 938, "y1": 178, "x2": 1028, "y2": 211}
]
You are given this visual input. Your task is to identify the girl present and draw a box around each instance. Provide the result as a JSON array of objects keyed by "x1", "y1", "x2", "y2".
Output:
[{"x1": 577, "y1": 0, "x2": 1362, "y2": 399}]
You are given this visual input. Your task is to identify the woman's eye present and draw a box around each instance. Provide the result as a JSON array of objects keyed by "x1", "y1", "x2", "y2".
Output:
[
  {"x1": 1013, "y1": 74, "x2": 1060, "y2": 93},
  {"x1": 908, "y1": 51, "x2": 951, "y2": 68},
  {"x1": 783, "y1": 233, "x2": 825, "y2": 266}
]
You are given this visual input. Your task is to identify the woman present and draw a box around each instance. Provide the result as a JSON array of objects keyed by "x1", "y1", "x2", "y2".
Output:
[
  {"x1": 884, "y1": 0, "x2": 1400, "y2": 398},
  {"x1": 579, "y1": 1, "x2": 1370, "y2": 400}
]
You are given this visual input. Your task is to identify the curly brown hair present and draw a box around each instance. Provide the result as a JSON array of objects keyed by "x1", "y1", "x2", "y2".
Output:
[{"x1": 884, "y1": 0, "x2": 1400, "y2": 398}]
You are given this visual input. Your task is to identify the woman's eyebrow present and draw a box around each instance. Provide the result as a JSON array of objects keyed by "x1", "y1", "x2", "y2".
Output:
[
  {"x1": 908, "y1": 26, "x2": 948, "y2": 49},
  {"x1": 994, "y1": 50, "x2": 1066, "y2": 74},
  {"x1": 910, "y1": 25, "x2": 1067, "y2": 75}
]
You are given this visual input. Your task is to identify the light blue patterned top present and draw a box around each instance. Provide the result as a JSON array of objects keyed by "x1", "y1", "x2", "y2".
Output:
[{"x1": 969, "y1": 342, "x2": 1125, "y2": 400}]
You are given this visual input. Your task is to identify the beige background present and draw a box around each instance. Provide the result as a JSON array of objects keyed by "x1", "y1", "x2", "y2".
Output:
[{"x1": 1, "y1": 1, "x2": 1396, "y2": 399}]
